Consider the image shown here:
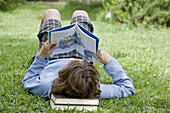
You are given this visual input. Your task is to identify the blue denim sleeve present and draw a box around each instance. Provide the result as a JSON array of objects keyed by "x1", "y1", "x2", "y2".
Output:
[
  {"x1": 22, "y1": 55, "x2": 51, "y2": 98},
  {"x1": 100, "y1": 58, "x2": 135, "y2": 99}
]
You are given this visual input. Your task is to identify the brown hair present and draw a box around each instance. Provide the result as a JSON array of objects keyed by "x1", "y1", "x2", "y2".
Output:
[{"x1": 51, "y1": 60, "x2": 101, "y2": 98}]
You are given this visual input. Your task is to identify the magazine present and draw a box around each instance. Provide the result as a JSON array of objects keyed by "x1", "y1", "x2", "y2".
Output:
[{"x1": 49, "y1": 24, "x2": 99, "y2": 63}]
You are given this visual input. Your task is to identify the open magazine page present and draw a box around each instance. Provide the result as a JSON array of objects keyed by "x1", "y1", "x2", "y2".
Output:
[
  {"x1": 49, "y1": 24, "x2": 77, "y2": 55},
  {"x1": 76, "y1": 25, "x2": 97, "y2": 62}
]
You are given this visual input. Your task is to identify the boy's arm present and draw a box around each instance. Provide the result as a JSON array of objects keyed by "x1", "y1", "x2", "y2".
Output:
[
  {"x1": 22, "y1": 41, "x2": 58, "y2": 97},
  {"x1": 100, "y1": 57, "x2": 135, "y2": 99},
  {"x1": 93, "y1": 49, "x2": 135, "y2": 99},
  {"x1": 22, "y1": 55, "x2": 51, "y2": 97}
]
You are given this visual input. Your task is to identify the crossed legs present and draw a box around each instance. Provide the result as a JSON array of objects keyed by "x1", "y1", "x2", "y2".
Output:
[
  {"x1": 40, "y1": 9, "x2": 90, "y2": 28},
  {"x1": 39, "y1": 9, "x2": 91, "y2": 50}
]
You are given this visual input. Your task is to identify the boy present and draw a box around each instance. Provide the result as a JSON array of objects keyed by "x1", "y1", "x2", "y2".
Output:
[{"x1": 22, "y1": 9, "x2": 135, "y2": 99}]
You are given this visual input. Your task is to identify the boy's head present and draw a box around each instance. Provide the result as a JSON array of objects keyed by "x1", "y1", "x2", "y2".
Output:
[{"x1": 51, "y1": 59, "x2": 101, "y2": 98}]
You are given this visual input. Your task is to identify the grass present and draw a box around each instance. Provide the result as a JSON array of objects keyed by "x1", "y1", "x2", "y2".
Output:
[{"x1": 0, "y1": 2, "x2": 170, "y2": 112}]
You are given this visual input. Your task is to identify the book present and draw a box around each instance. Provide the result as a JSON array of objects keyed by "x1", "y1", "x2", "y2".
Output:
[
  {"x1": 51, "y1": 94, "x2": 99, "y2": 105},
  {"x1": 50, "y1": 94, "x2": 99, "y2": 111},
  {"x1": 50, "y1": 99, "x2": 98, "y2": 111},
  {"x1": 49, "y1": 24, "x2": 99, "y2": 63}
]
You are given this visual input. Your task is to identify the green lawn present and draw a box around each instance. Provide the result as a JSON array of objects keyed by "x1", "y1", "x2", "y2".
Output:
[{"x1": 0, "y1": 2, "x2": 169, "y2": 112}]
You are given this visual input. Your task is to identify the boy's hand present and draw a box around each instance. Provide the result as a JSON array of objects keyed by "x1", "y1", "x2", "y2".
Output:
[
  {"x1": 93, "y1": 49, "x2": 112, "y2": 65},
  {"x1": 39, "y1": 41, "x2": 58, "y2": 59}
]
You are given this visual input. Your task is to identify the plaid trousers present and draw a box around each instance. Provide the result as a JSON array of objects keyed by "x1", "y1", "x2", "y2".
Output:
[{"x1": 37, "y1": 16, "x2": 94, "y2": 62}]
